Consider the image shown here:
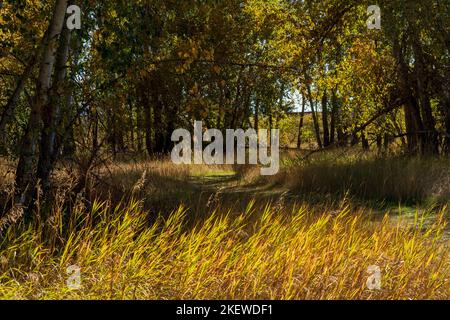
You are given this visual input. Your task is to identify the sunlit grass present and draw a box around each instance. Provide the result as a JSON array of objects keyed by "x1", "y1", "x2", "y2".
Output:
[
  {"x1": 0, "y1": 154, "x2": 449, "y2": 300},
  {"x1": 0, "y1": 197, "x2": 448, "y2": 300},
  {"x1": 282, "y1": 153, "x2": 450, "y2": 204}
]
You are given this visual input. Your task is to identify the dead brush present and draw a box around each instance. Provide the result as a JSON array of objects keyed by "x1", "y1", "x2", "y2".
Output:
[
  {"x1": 131, "y1": 169, "x2": 147, "y2": 196},
  {"x1": 206, "y1": 186, "x2": 225, "y2": 209}
]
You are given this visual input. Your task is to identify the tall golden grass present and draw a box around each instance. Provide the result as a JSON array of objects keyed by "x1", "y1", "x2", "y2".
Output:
[
  {"x1": 0, "y1": 155, "x2": 449, "y2": 299},
  {"x1": 0, "y1": 198, "x2": 449, "y2": 299},
  {"x1": 281, "y1": 152, "x2": 450, "y2": 204}
]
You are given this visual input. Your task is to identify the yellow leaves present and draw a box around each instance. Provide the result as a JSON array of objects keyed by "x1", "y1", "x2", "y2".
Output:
[
  {"x1": 186, "y1": 96, "x2": 208, "y2": 117},
  {"x1": 178, "y1": 51, "x2": 190, "y2": 59},
  {"x1": 191, "y1": 45, "x2": 199, "y2": 58},
  {"x1": 200, "y1": 109, "x2": 209, "y2": 119},
  {"x1": 189, "y1": 83, "x2": 200, "y2": 96},
  {"x1": 176, "y1": 39, "x2": 203, "y2": 74},
  {"x1": 175, "y1": 65, "x2": 188, "y2": 74},
  {"x1": 212, "y1": 65, "x2": 221, "y2": 74},
  {"x1": 203, "y1": 49, "x2": 214, "y2": 61},
  {"x1": 139, "y1": 68, "x2": 147, "y2": 79},
  {"x1": 177, "y1": 40, "x2": 201, "y2": 60}
]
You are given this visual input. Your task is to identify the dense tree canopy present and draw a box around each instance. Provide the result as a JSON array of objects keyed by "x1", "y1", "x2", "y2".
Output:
[{"x1": 0, "y1": 0, "x2": 449, "y2": 211}]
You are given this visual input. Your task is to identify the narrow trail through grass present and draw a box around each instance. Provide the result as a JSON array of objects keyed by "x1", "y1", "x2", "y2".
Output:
[{"x1": 187, "y1": 168, "x2": 450, "y2": 240}]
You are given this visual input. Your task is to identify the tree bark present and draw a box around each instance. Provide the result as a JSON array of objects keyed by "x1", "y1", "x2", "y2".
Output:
[
  {"x1": 142, "y1": 83, "x2": 153, "y2": 156},
  {"x1": 129, "y1": 97, "x2": 135, "y2": 151},
  {"x1": 152, "y1": 92, "x2": 164, "y2": 154},
  {"x1": 361, "y1": 130, "x2": 369, "y2": 150},
  {"x1": 307, "y1": 84, "x2": 323, "y2": 149},
  {"x1": 254, "y1": 98, "x2": 259, "y2": 133},
  {"x1": 321, "y1": 89, "x2": 330, "y2": 147},
  {"x1": 37, "y1": 21, "x2": 72, "y2": 190},
  {"x1": 393, "y1": 39, "x2": 424, "y2": 154},
  {"x1": 15, "y1": 0, "x2": 68, "y2": 206},
  {"x1": 411, "y1": 32, "x2": 439, "y2": 155},
  {"x1": 329, "y1": 88, "x2": 338, "y2": 145},
  {"x1": 297, "y1": 95, "x2": 305, "y2": 149},
  {"x1": 440, "y1": 89, "x2": 450, "y2": 154}
]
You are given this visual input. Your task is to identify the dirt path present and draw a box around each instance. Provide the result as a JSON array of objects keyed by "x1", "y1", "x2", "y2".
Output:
[{"x1": 187, "y1": 171, "x2": 289, "y2": 205}]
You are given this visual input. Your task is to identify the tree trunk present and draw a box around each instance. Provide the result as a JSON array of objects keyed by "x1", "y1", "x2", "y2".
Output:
[
  {"x1": 307, "y1": 84, "x2": 323, "y2": 149},
  {"x1": 321, "y1": 90, "x2": 330, "y2": 147},
  {"x1": 393, "y1": 39, "x2": 424, "y2": 154},
  {"x1": 152, "y1": 93, "x2": 164, "y2": 154},
  {"x1": 108, "y1": 111, "x2": 117, "y2": 158},
  {"x1": 411, "y1": 33, "x2": 439, "y2": 155},
  {"x1": 361, "y1": 130, "x2": 369, "y2": 150},
  {"x1": 383, "y1": 133, "x2": 390, "y2": 152},
  {"x1": 231, "y1": 82, "x2": 242, "y2": 130},
  {"x1": 441, "y1": 95, "x2": 450, "y2": 154},
  {"x1": 59, "y1": 35, "x2": 81, "y2": 160},
  {"x1": 217, "y1": 85, "x2": 224, "y2": 129},
  {"x1": 37, "y1": 21, "x2": 72, "y2": 190},
  {"x1": 62, "y1": 114, "x2": 76, "y2": 158},
  {"x1": 329, "y1": 88, "x2": 338, "y2": 145},
  {"x1": 135, "y1": 86, "x2": 143, "y2": 153},
  {"x1": 92, "y1": 109, "x2": 99, "y2": 152},
  {"x1": 254, "y1": 98, "x2": 259, "y2": 133},
  {"x1": 376, "y1": 134, "x2": 382, "y2": 153},
  {"x1": 297, "y1": 95, "x2": 305, "y2": 149},
  {"x1": 142, "y1": 85, "x2": 153, "y2": 156},
  {"x1": 15, "y1": 0, "x2": 68, "y2": 206}
]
